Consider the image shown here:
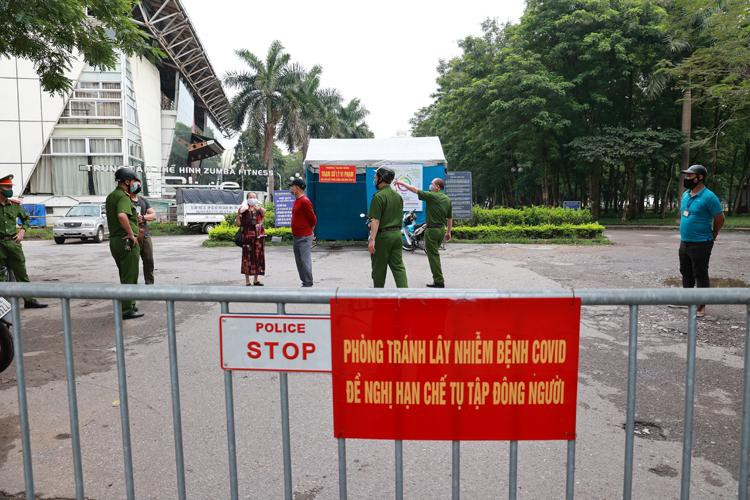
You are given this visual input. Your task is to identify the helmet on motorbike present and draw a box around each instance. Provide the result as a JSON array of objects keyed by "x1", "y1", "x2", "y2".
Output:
[{"x1": 375, "y1": 167, "x2": 395, "y2": 184}]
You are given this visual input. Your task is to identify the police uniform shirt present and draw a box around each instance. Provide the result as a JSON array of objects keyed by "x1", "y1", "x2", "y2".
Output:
[
  {"x1": 106, "y1": 189, "x2": 138, "y2": 239},
  {"x1": 0, "y1": 201, "x2": 29, "y2": 237},
  {"x1": 417, "y1": 190, "x2": 453, "y2": 227},
  {"x1": 368, "y1": 185, "x2": 403, "y2": 230}
]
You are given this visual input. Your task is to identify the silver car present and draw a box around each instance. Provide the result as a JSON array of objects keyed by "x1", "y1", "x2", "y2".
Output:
[{"x1": 53, "y1": 203, "x2": 109, "y2": 244}]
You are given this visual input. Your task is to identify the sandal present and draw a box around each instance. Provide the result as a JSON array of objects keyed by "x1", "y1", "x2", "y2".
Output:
[
  {"x1": 245, "y1": 283, "x2": 252, "y2": 286},
  {"x1": 254, "y1": 282, "x2": 264, "y2": 286}
]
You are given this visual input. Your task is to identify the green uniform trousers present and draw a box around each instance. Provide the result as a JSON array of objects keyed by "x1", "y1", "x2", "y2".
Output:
[
  {"x1": 0, "y1": 239, "x2": 36, "y2": 303},
  {"x1": 109, "y1": 239, "x2": 140, "y2": 315},
  {"x1": 371, "y1": 231, "x2": 408, "y2": 288},
  {"x1": 425, "y1": 227, "x2": 446, "y2": 285}
]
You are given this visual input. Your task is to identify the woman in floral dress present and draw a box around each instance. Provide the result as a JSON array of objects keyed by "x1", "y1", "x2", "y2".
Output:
[{"x1": 239, "y1": 193, "x2": 266, "y2": 285}]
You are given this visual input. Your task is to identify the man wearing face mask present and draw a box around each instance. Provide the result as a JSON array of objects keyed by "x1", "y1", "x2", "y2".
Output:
[
  {"x1": 394, "y1": 177, "x2": 453, "y2": 287},
  {"x1": 368, "y1": 166, "x2": 408, "y2": 288},
  {"x1": 679, "y1": 164, "x2": 725, "y2": 318},
  {"x1": 0, "y1": 175, "x2": 47, "y2": 308},
  {"x1": 106, "y1": 168, "x2": 143, "y2": 319},
  {"x1": 129, "y1": 180, "x2": 156, "y2": 284}
]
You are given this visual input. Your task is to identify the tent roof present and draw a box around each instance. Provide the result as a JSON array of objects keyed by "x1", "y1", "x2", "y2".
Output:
[{"x1": 304, "y1": 137, "x2": 446, "y2": 165}]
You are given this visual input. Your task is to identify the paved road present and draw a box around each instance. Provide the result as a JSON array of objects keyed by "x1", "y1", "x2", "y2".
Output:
[{"x1": 0, "y1": 230, "x2": 748, "y2": 498}]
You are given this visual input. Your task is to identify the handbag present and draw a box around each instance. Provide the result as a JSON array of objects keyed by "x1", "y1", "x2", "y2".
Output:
[{"x1": 234, "y1": 228, "x2": 243, "y2": 247}]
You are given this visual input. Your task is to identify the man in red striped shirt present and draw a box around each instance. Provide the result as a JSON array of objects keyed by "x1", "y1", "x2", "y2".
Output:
[{"x1": 289, "y1": 178, "x2": 317, "y2": 287}]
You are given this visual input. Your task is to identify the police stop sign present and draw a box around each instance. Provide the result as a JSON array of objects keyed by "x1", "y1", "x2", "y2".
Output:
[{"x1": 220, "y1": 315, "x2": 331, "y2": 372}]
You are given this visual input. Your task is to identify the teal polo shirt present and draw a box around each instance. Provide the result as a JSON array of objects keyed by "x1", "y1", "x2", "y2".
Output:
[{"x1": 679, "y1": 187, "x2": 722, "y2": 242}]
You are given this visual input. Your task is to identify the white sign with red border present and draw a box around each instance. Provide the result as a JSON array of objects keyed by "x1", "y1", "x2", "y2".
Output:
[{"x1": 219, "y1": 314, "x2": 331, "y2": 372}]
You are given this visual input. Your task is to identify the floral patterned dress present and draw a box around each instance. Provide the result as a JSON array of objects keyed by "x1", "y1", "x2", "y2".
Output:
[{"x1": 240, "y1": 208, "x2": 265, "y2": 276}]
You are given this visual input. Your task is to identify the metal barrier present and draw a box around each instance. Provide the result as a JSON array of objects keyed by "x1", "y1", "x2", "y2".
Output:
[{"x1": 1, "y1": 282, "x2": 749, "y2": 500}]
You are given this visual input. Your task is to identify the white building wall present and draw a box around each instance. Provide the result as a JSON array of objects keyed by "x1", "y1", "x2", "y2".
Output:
[
  {"x1": 0, "y1": 56, "x2": 84, "y2": 196},
  {"x1": 129, "y1": 56, "x2": 163, "y2": 197}
]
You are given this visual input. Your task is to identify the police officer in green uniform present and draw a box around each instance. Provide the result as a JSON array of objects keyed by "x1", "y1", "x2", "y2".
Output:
[
  {"x1": 0, "y1": 175, "x2": 47, "y2": 308},
  {"x1": 395, "y1": 177, "x2": 453, "y2": 287},
  {"x1": 368, "y1": 167, "x2": 408, "y2": 288},
  {"x1": 106, "y1": 168, "x2": 143, "y2": 319}
]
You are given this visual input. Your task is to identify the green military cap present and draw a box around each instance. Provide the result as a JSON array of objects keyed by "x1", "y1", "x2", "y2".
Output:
[{"x1": 0, "y1": 174, "x2": 14, "y2": 187}]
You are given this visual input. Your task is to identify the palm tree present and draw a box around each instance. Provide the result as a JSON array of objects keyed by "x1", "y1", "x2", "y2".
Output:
[
  {"x1": 337, "y1": 99, "x2": 374, "y2": 138},
  {"x1": 279, "y1": 65, "x2": 342, "y2": 159},
  {"x1": 224, "y1": 41, "x2": 302, "y2": 199}
]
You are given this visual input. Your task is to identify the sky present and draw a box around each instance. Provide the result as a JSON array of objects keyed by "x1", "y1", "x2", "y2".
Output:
[{"x1": 180, "y1": 0, "x2": 526, "y2": 140}]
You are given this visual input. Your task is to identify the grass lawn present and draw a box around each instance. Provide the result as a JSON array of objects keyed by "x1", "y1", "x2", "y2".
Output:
[
  {"x1": 599, "y1": 211, "x2": 750, "y2": 229},
  {"x1": 25, "y1": 227, "x2": 53, "y2": 239}
]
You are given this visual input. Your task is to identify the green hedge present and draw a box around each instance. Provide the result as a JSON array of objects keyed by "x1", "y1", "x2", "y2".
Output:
[
  {"x1": 461, "y1": 206, "x2": 593, "y2": 227},
  {"x1": 223, "y1": 204, "x2": 276, "y2": 228},
  {"x1": 208, "y1": 222, "x2": 291, "y2": 242},
  {"x1": 452, "y1": 223, "x2": 604, "y2": 240},
  {"x1": 149, "y1": 222, "x2": 193, "y2": 235}
]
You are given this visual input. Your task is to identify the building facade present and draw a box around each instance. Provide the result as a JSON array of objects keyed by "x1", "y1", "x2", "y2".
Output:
[{"x1": 0, "y1": 0, "x2": 234, "y2": 218}]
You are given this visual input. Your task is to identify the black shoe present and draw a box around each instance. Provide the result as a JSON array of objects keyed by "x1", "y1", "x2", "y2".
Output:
[
  {"x1": 24, "y1": 300, "x2": 48, "y2": 309},
  {"x1": 122, "y1": 311, "x2": 144, "y2": 320},
  {"x1": 426, "y1": 283, "x2": 445, "y2": 288}
]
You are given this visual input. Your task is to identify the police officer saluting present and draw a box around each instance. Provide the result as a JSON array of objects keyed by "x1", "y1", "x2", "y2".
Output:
[
  {"x1": 394, "y1": 177, "x2": 453, "y2": 287},
  {"x1": 368, "y1": 167, "x2": 408, "y2": 288},
  {"x1": 0, "y1": 175, "x2": 47, "y2": 308},
  {"x1": 106, "y1": 168, "x2": 143, "y2": 320}
]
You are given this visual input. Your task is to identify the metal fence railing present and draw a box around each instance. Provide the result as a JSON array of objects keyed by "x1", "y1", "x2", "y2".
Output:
[{"x1": 0, "y1": 282, "x2": 749, "y2": 500}]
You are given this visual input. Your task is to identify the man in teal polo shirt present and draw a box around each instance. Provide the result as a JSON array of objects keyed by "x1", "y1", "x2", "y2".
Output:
[{"x1": 679, "y1": 164, "x2": 724, "y2": 318}]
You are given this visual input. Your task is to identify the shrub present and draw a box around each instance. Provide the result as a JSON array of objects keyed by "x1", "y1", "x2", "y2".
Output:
[
  {"x1": 452, "y1": 223, "x2": 604, "y2": 240},
  {"x1": 224, "y1": 205, "x2": 276, "y2": 228},
  {"x1": 461, "y1": 206, "x2": 593, "y2": 227},
  {"x1": 208, "y1": 222, "x2": 291, "y2": 242},
  {"x1": 149, "y1": 222, "x2": 193, "y2": 235}
]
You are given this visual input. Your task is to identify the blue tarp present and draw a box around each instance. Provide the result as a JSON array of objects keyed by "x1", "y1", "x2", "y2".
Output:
[{"x1": 21, "y1": 204, "x2": 46, "y2": 227}]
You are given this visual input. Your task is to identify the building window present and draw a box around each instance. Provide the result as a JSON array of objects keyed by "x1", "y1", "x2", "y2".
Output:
[
  {"x1": 48, "y1": 137, "x2": 123, "y2": 155},
  {"x1": 128, "y1": 139, "x2": 143, "y2": 160},
  {"x1": 59, "y1": 81, "x2": 123, "y2": 125}
]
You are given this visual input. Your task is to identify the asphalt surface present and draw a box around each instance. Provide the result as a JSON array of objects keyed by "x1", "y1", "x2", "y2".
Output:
[{"x1": 0, "y1": 229, "x2": 749, "y2": 499}]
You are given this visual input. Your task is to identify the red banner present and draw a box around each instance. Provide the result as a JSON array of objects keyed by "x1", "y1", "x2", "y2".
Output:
[
  {"x1": 331, "y1": 298, "x2": 581, "y2": 441},
  {"x1": 319, "y1": 165, "x2": 356, "y2": 183}
]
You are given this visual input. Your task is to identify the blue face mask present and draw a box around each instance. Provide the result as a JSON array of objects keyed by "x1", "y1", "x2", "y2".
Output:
[
  {"x1": 1, "y1": 189, "x2": 13, "y2": 198},
  {"x1": 129, "y1": 182, "x2": 141, "y2": 194}
]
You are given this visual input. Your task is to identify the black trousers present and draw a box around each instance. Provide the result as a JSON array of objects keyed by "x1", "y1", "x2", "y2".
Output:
[{"x1": 679, "y1": 240, "x2": 714, "y2": 288}]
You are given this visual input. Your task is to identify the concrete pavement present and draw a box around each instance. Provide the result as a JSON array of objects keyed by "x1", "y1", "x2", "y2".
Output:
[{"x1": 1, "y1": 231, "x2": 749, "y2": 498}]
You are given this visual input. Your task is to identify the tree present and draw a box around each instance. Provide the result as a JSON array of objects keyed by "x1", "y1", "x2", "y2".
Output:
[
  {"x1": 337, "y1": 99, "x2": 374, "y2": 138},
  {"x1": 225, "y1": 41, "x2": 303, "y2": 199},
  {"x1": 0, "y1": 0, "x2": 160, "y2": 94},
  {"x1": 279, "y1": 65, "x2": 342, "y2": 158}
]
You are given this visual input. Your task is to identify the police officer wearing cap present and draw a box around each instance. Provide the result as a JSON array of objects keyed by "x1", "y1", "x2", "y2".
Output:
[
  {"x1": 368, "y1": 167, "x2": 408, "y2": 288},
  {"x1": 106, "y1": 168, "x2": 143, "y2": 319},
  {"x1": 0, "y1": 175, "x2": 47, "y2": 308},
  {"x1": 679, "y1": 164, "x2": 724, "y2": 318},
  {"x1": 394, "y1": 177, "x2": 453, "y2": 287}
]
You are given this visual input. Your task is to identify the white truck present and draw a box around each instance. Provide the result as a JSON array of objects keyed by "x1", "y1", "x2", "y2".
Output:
[{"x1": 175, "y1": 187, "x2": 244, "y2": 233}]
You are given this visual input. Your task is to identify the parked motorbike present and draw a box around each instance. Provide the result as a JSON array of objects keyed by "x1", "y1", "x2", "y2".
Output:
[
  {"x1": 401, "y1": 209, "x2": 427, "y2": 252},
  {"x1": 0, "y1": 267, "x2": 14, "y2": 374}
]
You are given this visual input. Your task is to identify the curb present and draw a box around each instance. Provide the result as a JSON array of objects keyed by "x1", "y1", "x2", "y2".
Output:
[{"x1": 603, "y1": 225, "x2": 750, "y2": 232}]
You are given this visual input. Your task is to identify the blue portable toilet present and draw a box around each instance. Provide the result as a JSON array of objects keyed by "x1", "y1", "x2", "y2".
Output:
[{"x1": 304, "y1": 137, "x2": 447, "y2": 240}]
